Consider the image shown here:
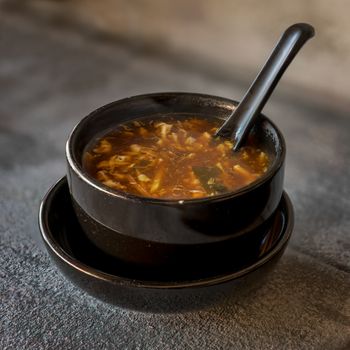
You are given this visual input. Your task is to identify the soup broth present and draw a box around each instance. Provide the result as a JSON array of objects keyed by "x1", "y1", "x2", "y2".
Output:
[{"x1": 83, "y1": 117, "x2": 270, "y2": 199}]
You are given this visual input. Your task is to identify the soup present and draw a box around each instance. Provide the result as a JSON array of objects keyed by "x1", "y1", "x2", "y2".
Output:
[{"x1": 83, "y1": 117, "x2": 270, "y2": 199}]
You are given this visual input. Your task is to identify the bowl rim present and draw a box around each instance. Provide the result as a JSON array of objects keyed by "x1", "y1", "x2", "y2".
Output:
[
  {"x1": 66, "y1": 92, "x2": 286, "y2": 205},
  {"x1": 39, "y1": 176, "x2": 294, "y2": 289}
]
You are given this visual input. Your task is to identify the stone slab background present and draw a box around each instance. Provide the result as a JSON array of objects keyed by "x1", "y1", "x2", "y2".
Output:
[{"x1": 0, "y1": 4, "x2": 349, "y2": 350}]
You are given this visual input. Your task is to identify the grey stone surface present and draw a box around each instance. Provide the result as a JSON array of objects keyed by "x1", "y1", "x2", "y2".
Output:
[{"x1": 0, "y1": 12, "x2": 349, "y2": 350}]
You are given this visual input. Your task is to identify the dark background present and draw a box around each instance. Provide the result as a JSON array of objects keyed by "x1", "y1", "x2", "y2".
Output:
[{"x1": 0, "y1": 2, "x2": 349, "y2": 349}]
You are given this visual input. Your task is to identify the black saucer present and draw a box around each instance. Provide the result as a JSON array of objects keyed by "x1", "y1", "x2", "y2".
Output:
[{"x1": 39, "y1": 177, "x2": 294, "y2": 312}]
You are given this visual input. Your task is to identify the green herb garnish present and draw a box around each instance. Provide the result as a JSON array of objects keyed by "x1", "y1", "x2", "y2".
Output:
[{"x1": 192, "y1": 166, "x2": 228, "y2": 195}]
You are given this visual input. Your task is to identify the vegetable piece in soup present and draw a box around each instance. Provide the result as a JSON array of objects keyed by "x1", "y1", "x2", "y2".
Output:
[{"x1": 83, "y1": 117, "x2": 270, "y2": 199}]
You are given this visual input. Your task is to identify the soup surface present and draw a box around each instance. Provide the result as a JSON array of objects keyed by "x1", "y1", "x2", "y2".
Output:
[{"x1": 83, "y1": 117, "x2": 270, "y2": 199}]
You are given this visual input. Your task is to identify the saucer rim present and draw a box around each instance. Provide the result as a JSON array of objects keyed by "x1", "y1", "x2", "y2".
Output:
[{"x1": 39, "y1": 177, "x2": 294, "y2": 290}]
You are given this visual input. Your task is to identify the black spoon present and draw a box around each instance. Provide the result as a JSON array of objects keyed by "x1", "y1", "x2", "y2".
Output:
[{"x1": 215, "y1": 23, "x2": 315, "y2": 151}]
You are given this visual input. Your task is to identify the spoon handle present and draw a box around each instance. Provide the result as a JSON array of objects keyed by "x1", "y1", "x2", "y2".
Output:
[{"x1": 216, "y1": 23, "x2": 315, "y2": 150}]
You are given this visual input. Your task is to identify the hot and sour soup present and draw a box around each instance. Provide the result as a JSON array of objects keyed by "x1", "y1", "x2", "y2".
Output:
[{"x1": 83, "y1": 117, "x2": 270, "y2": 199}]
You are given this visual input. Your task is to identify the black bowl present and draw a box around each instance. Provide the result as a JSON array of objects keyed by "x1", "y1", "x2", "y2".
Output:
[
  {"x1": 66, "y1": 93, "x2": 286, "y2": 274},
  {"x1": 39, "y1": 177, "x2": 294, "y2": 312}
]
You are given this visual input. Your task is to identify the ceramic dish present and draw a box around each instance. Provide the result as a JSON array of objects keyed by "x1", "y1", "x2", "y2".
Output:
[
  {"x1": 39, "y1": 177, "x2": 293, "y2": 312},
  {"x1": 66, "y1": 93, "x2": 286, "y2": 273}
]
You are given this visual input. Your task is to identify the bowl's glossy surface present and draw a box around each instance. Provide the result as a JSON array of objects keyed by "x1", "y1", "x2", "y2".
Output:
[
  {"x1": 66, "y1": 93, "x2": 286, "y2": 269},
  {"x1": 39, "y1": 177, "x2": 293, "y2": 312}
]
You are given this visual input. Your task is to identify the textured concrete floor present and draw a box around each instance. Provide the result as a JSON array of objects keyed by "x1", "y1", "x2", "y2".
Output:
[{"x1": 0, "y1": 13, "x2": 349, "y2": 350}]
